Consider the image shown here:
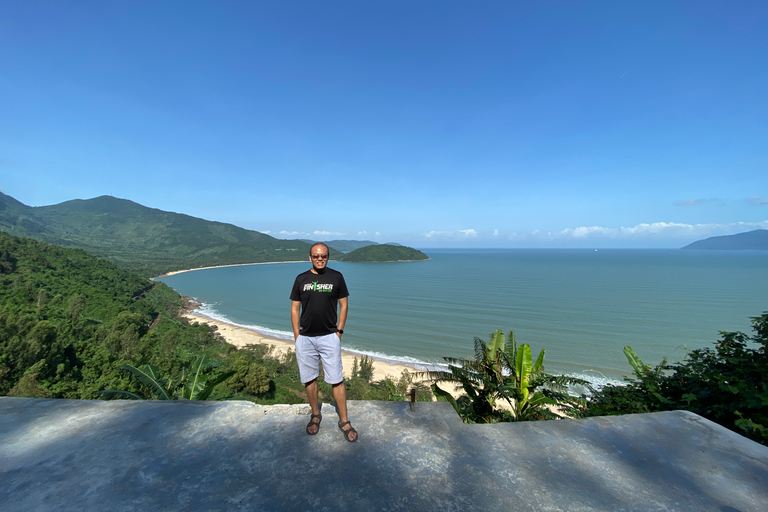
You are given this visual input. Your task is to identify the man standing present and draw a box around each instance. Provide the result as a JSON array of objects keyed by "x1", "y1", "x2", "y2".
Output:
[{"x1": 290, "y1": 242, "x2": 357, "y2": 442}]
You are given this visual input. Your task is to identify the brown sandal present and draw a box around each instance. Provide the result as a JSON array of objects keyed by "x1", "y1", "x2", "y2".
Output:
[
  {"x1": 306, "y1": 413, "x2": 322, "y2": 435},
  {"x1": 338, "y1": 421, "x2": 357, "y2": 442}
]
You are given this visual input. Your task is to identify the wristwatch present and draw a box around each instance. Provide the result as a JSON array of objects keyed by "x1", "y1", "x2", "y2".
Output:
[{"x1": 337, "y1": 329, "x2": 344, "y2": 334}]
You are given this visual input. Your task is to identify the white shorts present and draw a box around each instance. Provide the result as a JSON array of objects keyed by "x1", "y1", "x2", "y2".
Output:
[{"x1": 295, "y1": 333, "x2": 344, "y2": 385}]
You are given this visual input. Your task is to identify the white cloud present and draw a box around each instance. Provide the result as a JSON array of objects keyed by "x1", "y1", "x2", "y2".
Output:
[
  {"x1": 747, "y1": 195, "x2": 768, "y2": 206},
  {"x1": 279, "y1": 230, "x2": 306, "y2": 236},
  {"x1": 561, "y1": 225, "x2": 615, "y2": 238},
  {"x1": 492, "y1": 229, "x2": 499, "y2": 237},
  {"x1": 558, "y1": 220, "x2": 768, "y2": 240},
  {"x1": 357, "y1": 231, "x2": 368, "y2": 237},
  {"x1": 312, "y1": 230, "x2": 345, "y2": 237},
  {"x1": 425, "y1": 228, "x2": 478, "y2": 239}
]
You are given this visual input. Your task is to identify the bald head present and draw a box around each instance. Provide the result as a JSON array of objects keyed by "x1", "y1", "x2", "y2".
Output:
[{"x1": 310, "y1": 242, "x2": 329, "y2": 256}]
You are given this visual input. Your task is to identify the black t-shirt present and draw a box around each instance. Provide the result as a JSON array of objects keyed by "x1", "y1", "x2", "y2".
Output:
[{"x1": 290, "y1": 267, "x2": 349, "y2": 337}]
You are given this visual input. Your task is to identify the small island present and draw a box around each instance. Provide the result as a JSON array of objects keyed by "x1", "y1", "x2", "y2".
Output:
[{"x1": 338, "y1": 244, "x2": 429, "y2": 262}]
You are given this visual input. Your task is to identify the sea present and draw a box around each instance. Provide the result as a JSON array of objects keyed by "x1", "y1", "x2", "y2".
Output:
[{"x1": 157, "y1": 249, "x2": 768, "y2": 388}]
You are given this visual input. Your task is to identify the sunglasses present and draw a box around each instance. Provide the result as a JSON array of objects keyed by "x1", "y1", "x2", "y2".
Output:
[{"x1": 311, "y1": 254, "x2": 329, "y2": 260}]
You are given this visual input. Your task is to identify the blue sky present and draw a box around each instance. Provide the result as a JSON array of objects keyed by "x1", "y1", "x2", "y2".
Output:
[{"x1": 1, "y1": 1, "x2": 766, "y2": 248}]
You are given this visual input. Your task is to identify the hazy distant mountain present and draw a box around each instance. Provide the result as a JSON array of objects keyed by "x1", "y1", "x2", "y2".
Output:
[
  {"x1": 0, "y1": 192, "x2": 324, "y2": 276},
  {"x1": 338, "y1": 244, "x2": 429, "y2": 262},
  {"x1": 681, "y1": 229, "x2": 768, "y2": 250},
  {"x1": 299, "y1": 239, "x2": 378, "y2": 252}
]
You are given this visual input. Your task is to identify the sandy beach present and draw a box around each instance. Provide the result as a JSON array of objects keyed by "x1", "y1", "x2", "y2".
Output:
[
  {"x1": 182, "y1": 311, "x2": 422, "y2": 384},
  {"x1": 157, "y1": 260, "x2": 305, "y2": 279}
]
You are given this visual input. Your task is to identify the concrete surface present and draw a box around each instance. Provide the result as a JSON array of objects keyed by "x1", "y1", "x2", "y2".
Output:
[{"x1": 1, "y1": 397, "x2": 767, "y2": 512}]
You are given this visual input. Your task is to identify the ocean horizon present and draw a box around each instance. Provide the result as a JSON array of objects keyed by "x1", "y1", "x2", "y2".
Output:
[{"x1": 158, "y1": 248, "x2": 768, "y2": 388}]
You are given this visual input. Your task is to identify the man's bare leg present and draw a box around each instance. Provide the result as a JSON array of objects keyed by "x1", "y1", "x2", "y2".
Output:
[
  {"x1": 305, "y1": 378, "x2": 321, "y2": 435},
  {"x1": 332, "y1": 382, "x2": 357, "y2": 442}
]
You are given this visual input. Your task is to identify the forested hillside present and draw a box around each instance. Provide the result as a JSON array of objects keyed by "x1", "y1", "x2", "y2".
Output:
[
  {"x1": 0, "y1": 192, "x2": 326, "y2": 276},
  {"x1": 0, "y1": 232, "x2": 232, "y2": 398}
]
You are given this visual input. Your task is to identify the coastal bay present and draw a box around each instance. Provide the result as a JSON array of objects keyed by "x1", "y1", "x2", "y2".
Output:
[{"x1": 159, "y1": 249, "x2": 768, "y2": 387}]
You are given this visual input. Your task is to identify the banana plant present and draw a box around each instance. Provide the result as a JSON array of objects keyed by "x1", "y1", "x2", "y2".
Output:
[
  {"x1": 175, "y1": 355, "x2": 234, "y2": 400},
  {"x1": 100, "y1": 355, "x2": 234, "y2": 400},
  {"x1": 428, "y1": 329, "x2": 588, "y2": 422},
  {"x1": 500, "y1": 341, "x2": 553, "y2": 420}
]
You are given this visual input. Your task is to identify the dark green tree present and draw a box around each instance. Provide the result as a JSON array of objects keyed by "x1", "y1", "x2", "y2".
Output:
[{"x1": 227, "y1": 352, "x2": 271, "y2": 395}]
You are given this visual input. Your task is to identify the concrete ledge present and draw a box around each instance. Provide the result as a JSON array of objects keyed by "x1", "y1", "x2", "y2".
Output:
[{"x1": 1, "y1": 397, "x2": 767, "y2": 511}]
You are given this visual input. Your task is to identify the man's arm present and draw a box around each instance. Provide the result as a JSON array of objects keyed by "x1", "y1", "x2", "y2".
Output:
[
  {"x1": 337, "y1": 296, "x2": 348, "y2": 337},
  {"x1": 291, "y1": 300, "x2": 301, "y2": 340}
]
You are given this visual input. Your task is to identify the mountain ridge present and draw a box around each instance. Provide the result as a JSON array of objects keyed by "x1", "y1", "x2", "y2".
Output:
[
  {"x1": 0, "y1": 192, "x2": 317, "y2": 275},
  {"x1": 0, "y1": 192, "x2": 428, "y2": 274}
]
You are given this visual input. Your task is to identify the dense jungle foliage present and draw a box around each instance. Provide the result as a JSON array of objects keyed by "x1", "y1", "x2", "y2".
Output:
[
  {"x1": 0, "y1": 233, "x2": 427, "y2": 404},
  {"x1": 0, "y1": 232, "x2": 228, "y2": 398}
]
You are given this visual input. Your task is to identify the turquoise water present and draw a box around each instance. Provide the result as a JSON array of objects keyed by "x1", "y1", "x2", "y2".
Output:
[{"x1": 158, "y1": 249, "x2": 768, "y2": 386}]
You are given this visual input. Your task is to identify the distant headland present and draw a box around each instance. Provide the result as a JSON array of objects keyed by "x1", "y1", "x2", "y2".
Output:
[{"x1": 681, "y1": 229, "x2": 768, "y2": 250}]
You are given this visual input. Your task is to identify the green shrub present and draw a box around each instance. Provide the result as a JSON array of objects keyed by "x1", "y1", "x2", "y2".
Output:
[{"x1": 587, "y1": 312, "x2": 768, "y2": 446}]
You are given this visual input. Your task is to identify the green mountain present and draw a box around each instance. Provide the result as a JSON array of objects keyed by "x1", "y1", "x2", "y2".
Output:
[
  {"x1": 338, "y1": 244, "x2": 429, "y2": 262},
  {"x1": 681, "y1": 229, "x2": 768, "y2": 250},
  {"x1": 300, "y1": 239, "x2": 378, "y2": 252},
  {"x1": 0, "y1": 192, "x2": 329, "y2": 276}
]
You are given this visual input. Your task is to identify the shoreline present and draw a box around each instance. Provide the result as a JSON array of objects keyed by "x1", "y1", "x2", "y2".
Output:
[
  {"x1": 181, "y1": 310, "x2": 570, "y2": 410},
  {"x1": 156, "y1": 260, "x2": 306, "y2": 279},
  {"x1": 153, "y1": 257, "x2": 431, "y2": 279},
  {"x1": 182, "y1": 310, "x2": 425, "y2": 384}
]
